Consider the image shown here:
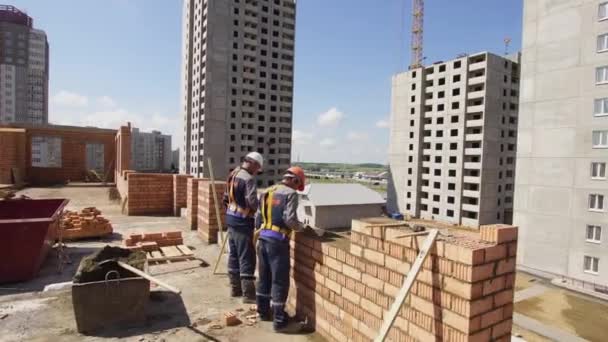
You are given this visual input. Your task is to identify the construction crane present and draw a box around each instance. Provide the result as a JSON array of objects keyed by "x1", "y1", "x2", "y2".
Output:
[{"x1": 409, "y1": 0, "x2": 424, "y2": 69}]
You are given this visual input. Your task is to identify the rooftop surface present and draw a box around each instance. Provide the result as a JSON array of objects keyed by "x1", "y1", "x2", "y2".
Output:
[{"x1": 299, "y1": 183, "x2": 386, "y2": 206}]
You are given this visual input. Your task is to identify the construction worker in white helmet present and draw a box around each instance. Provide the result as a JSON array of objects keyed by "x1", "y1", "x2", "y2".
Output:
[
  {"x1": 222, "y1": 151, "x2": 264, "y2": 303},
  {"x1": 254, "y1": 166, "x2": 307, "y2": 332}
]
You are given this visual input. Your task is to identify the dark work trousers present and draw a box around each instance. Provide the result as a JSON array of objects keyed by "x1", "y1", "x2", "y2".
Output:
[
  {"x1": 256, "y1": 237, "x2": 291, "y2": 329},
  {"x1": 227, "y1": 225, "x2": 256, "y2": 281}
]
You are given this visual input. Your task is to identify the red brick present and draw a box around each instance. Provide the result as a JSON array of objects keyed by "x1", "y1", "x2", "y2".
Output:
[
  {"x1": 494, "y1": 289, "x2": 514, "y2": 307},
  {"x1": 224, "y1": 312, "x2": 241, "y2": 326},
  {"x1": 124, "y1": 238, "x2": 134, "y2": 247},
  {"x1": 163, "y1": 231, "x2": 182, "y2": 239},
  {"x1": 484, "y1": 245, "x2": 507, "y2": 262},
  {"x1": 480, "y1": 307, "x2": 504, "y2": 328},
  {"x1": 496, "y1": 258, "x2": 516, "y2": 275},
  {"x1": 142, "y1": 232, "x2": 164, "y2": 241},
  {"x1": 483, "y1": 276, "x2": 506, "y2": 296}
]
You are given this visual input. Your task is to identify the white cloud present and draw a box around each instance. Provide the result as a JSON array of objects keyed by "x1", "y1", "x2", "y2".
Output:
[
  {"x1": 97, "y1": 96, "x2": 116, "y2": 108},
  {"x1": 346, "y1": 131, "x2": 369, "y2": 142},
  {"x1": 319, "y1": 138, "x2": 336, "y2": 148},
  {"x1": 317, "y1": 107, "x2": 344, "y2": 127},
  {"x1": 376, "y1": 119, "x2": 389, "y2": 128},
  {"x1": 52, "y1": 90, "x2": 88, "y2": 107},
  {"x1": 292, "y1": 130, "x2": 313, "y2": 144}
]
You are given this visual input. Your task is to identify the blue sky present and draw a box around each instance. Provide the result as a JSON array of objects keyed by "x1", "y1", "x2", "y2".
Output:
[{"x1": 13, "y1": 0, "x2": 523, "y2": 164}]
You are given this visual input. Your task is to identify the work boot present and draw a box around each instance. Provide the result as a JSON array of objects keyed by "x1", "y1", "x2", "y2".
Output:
[
  {"x1": 229, "y1": 274, "x2": 242, "y2": 297},
  {"x1": 241, "y1": 279, "x2": 256, "y2": 304},
  {"x1": 256, "y1": 296, "x2": 272, "y2": 321},
  {"x1": 274, "y1": 318, "x2": 308, "y2": 334}
]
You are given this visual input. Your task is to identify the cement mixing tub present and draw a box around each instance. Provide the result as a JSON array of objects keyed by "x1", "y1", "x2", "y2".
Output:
[{"x1": 0, "y1": 198, "x2": 69, "y2": 283}]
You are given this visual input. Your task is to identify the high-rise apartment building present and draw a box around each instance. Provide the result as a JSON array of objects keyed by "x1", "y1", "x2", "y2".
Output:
[
  {"x1": 516, "y1": 1, "x2": 608, "y2": 287},
  {"x1": 180, "y1": 0, "x2": 296, "y2": 187},
  {"x1": 131, "y1": 128, "x2": 172, "y2": 172},
  {"x1": 0, "y1": 5, "x2": 49, "y2": 124},
  {"x1": 388, "y1": 52, "x2": 520, "y2": 228}
]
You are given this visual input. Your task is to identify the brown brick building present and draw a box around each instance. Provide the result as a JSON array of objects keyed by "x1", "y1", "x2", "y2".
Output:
[{"x1": 0, "y1": 124, "x2": 116, "y2": 185}]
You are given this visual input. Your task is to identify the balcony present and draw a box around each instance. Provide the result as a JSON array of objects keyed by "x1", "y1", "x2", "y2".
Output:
[
  {"x1": 462, "y1": 203, "x2": 479, "y2": 212},
  {"x1": 468, "y1": 90, "x2": 484, "y2": 99},
  {"x1": 463, "y1": 176, "x2": 480, "y2": 184},
  {"x1": 465, "y1": 148, "x2": 482, "y2": 156},
  {"x1": 467, "y1": 104, "x2": 485, "y2": 113},
  {"x1": 466, "y1": 119, "x2": 484, "y2": 128},
  {"x1": 468, "y1": 61, "x2": 486, "y2": 72},
  {"x1": 469, "y1": 75, "x2": 485, "y2": 85},
  {"x1": 462, "y1": 189, "x2": 480, "y2": 198},
  {"x1": 465, "y1": 133, "x2": 483, "y2": 142},
  {"x1": 464, "y1": 162, "x2": 482, "y2": 169}
]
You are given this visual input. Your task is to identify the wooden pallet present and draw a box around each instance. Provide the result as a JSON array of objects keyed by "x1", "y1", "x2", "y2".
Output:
[{"x1": 147, "y1": 245, "x2": 195, "y2": 265}]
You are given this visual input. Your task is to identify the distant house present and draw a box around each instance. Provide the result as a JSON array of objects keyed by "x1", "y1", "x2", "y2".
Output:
[{"x1": 297, "y1": 183, "x2": 386, "y2": 230}]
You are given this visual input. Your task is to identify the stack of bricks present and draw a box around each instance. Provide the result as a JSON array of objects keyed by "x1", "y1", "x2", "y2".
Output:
[
  {"x1": 126, "y1": 173, "x2": 174, "y2": 215},
  {"x1": 186, "y1": 178, "x2": 206, "y2": 230},
  {"x1": 197, "y1": 180, "x2": 226, "y2": 244},
  {"x1": 60, "y1": 207, "x2": 113, "y2": 240},
  {"x1": 124, "y1": 231, "x2": 183, "y2": 252},
  {"x1": 173, "y1": 174, "x2": 192, "y2": 216},
  {"x1": 286, "y1": 220, "x2": 518, "y2": 342}
]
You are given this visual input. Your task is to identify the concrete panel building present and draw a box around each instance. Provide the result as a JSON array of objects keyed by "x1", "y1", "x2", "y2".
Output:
[
  {"x1": 0, "y1": 5, "x2": 49, "y2": 124},
  {"x1": 130, "y1": 127, "x2": 172, "y2": 172},
  {"x1": 297, "y1": 183, "x2": 385, "y2": 230},
  {"x1": 388, "y1": 52, "x2": 520, "y2": 228},
  {"x1": 515, "y1": 0, "x2": 608, "y2": 289},
  {"x1": 180, "y1": 0, "x2": 296, "y2": 187}
]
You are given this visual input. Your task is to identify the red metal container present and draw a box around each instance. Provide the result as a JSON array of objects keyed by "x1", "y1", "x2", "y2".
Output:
[{"x1": 0, "y1": 198, "x2": 69, "y2": 283}]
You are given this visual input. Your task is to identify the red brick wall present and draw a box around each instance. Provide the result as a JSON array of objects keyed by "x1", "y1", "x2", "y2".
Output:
[
  {"x1": 126, "y1": 173, "x2": 174, "y2": 215},
  {"x1": 0, "y1": 128, "x2": 26, "y2": 184},
  {"x1": 197, "y1": 180, "x2": 226, "y2": 243},
  {"x1": 287, "y1": 222, "x2": 518, "y2": 342},
  {"x1": 173, "y1": 174, "x2": 192, "y2": 216},
  {"x1": 186, "y1": 178, "x2": 206, "y2": 230},
  {"x1": 0, "y1": 124, "x2": 116, "y2": 185}
]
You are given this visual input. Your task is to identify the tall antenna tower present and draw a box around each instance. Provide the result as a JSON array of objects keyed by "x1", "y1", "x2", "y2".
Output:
[
  {"x1": 410, "y1": 0, "x2": 424, "y2": 69},
  {"x1": 504, "y1": 37, "x2": 512, "y2": 56}
]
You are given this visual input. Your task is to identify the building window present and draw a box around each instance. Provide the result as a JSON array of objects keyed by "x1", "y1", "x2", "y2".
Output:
[
  {"x1": 593, "y1": 131, "x2": 608, "y2": 148},
  {"x1": 594, "y1": 98, "x2": 608, "y2": 116},
  {"x1": 600, "y1": 2, "x2": 608, "y2": 21},
  {"x1": 589, "y1": 194, "x2": 605, "y2": 211},
  {"x1": 592, "y1": 162, "x2": 607, "y2": 179},
  {"x1": 584, "y1": 256, "x2": 600, "y2": 274},
  {"x1": 587, "y1": 225, "x2": 602, "y2": 243},
  {"x1": 596, "y1": 66, "x2": 608, "y2": 84},
  {"x1": 599, "y1": 34, "x2": 608, "y2": 52}
]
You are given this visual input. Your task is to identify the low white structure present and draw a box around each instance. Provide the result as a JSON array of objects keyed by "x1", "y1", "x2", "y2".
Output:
[{"x1": 297, "y1": 183, "x2": 386, "y2": 230}]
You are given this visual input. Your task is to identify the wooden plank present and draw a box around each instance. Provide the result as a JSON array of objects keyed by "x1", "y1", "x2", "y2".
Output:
[
  {"x1": 176, "y1": 244, "x2": 194, "y2": 256},
  {"x1": 150, "y1": 251, "x2": 163, "y2": 259},
  {"x1": 374, "y1": 229, "x2": 438, "y2": 342},
  {"x1": 148, "y1": 255, "x2": 193, "y2": 262},
  {"x1": 160, "y1": 246, "x2": 181, "y2": 258}
]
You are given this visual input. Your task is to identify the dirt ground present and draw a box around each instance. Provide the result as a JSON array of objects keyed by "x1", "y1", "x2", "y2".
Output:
[
  {"x1": 0, "y1": 185, "x2": 323, "y2": 342},
  {"x1": 515, "y1": 282, "x2": 608, "y2": 342}
]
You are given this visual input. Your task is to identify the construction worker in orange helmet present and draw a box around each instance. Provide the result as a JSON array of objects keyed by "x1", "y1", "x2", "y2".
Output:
[
  {"x1": 222, "y1": 152, "x2": 263, "y2": 303},
  {"x1": 254, "y1": 166, "x2": 307, "y2": 332}
]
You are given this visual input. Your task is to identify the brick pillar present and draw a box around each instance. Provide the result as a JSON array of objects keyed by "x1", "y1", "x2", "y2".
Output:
[
  {"x1": 186, "y1": 178, "x2": 205, "y2": 230},
  {"x1": 287, "y1": 221, "x2": 518, "y2": 342},
  {"x1": 173, "y1": 174, "x2": 192, "y2": 216},
  {"x1": 115, "y1": 122, "x2": 131, "y2": 179},
  {"x1": 197, "y1": 179, "x2": 226, "y2": 244},
  {"x1": 0, "y1": 128, "x2": 26, "y2": 184}
]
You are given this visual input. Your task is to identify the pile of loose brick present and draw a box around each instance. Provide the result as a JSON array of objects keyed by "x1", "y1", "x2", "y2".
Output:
[
  {"x1": 59, "y1": 207, "x2": 113, "y2": 240},
  {"x1": 286, "y1": 220, "x2": 518, "y2": 342},
  {"x1": 196, "y1": 180, "x2": 226, "y2": 243},
  {"x1": 124, "y1": 231, "x2": 183, "y2": 252}
]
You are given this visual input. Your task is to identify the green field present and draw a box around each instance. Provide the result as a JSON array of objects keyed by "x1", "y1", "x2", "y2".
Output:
[{"x1": 293, "y1": 162, "x2": 387, "y2": 173}]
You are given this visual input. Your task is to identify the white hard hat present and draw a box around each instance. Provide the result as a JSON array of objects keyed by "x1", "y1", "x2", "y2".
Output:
[{"x1": 245, "y1": 152, "x2": 264, "y2": 169}]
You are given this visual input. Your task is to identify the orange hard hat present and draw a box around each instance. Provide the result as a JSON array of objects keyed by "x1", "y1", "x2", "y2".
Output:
[{"x1": 285, "y1": 166, "x2": 306, "y2": 191}]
